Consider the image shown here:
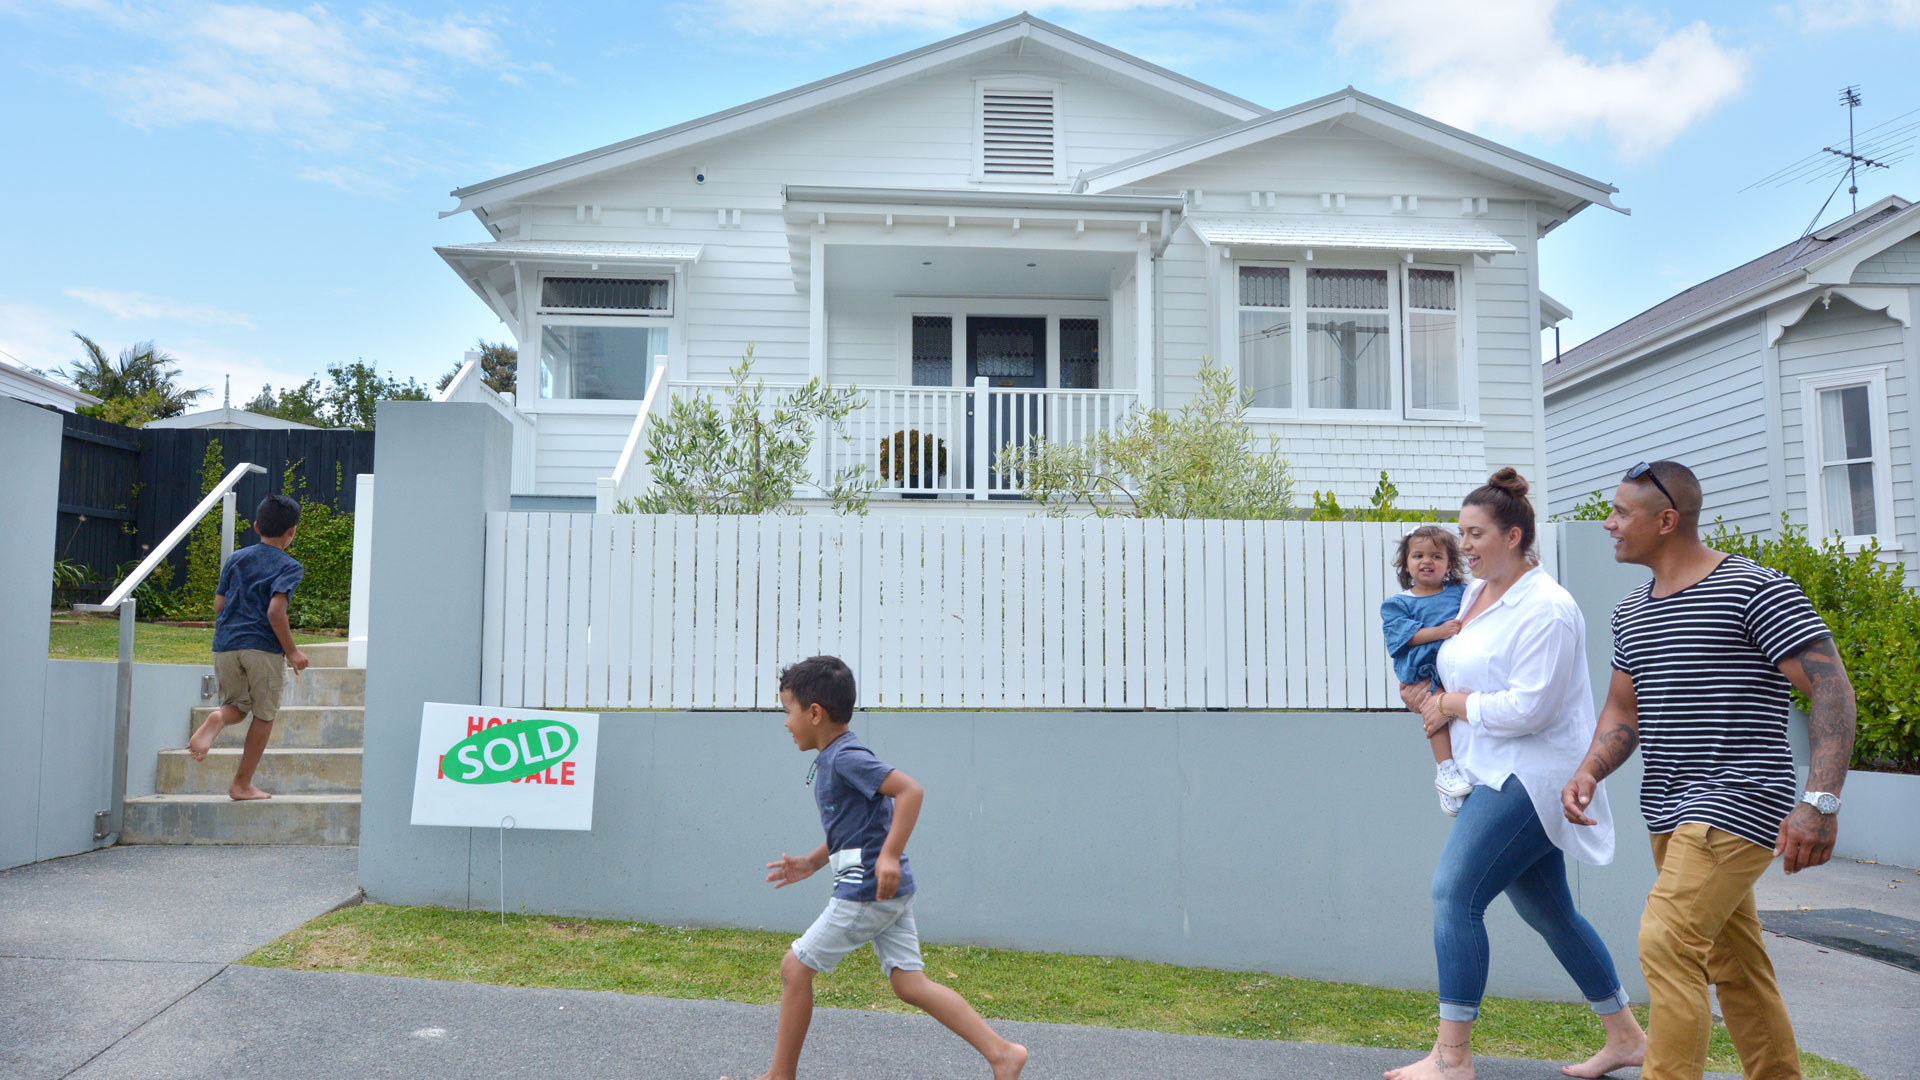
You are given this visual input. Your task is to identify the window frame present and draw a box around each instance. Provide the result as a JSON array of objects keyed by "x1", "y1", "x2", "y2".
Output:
[
  {"x1": 525, "y1": 270, "x2": 679, "y2": 410},
  {"x1": 1233, "y1": 259, "x2": 1295, "y2": 410},
  {"x1": 973, "y1": 76, "x2": 1066, "y2": 185},
  {"x1": 1799, "y1": 365, "x2": 1897, "y2": 550},
  {"x1": 1226, "y1": 254, "x2": 1477, "y2": 422},
  {"x1": 1401, "y1": 262, "x2": 1472, "y2": 421}
]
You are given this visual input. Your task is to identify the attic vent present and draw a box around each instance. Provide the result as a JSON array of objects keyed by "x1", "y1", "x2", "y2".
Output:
[
  {"x1": 540, "y1": 276, "x2": 669, "y2": 312},
  {"x1": 982, "y1": 88, "x2": 1055, "y2": 176}
]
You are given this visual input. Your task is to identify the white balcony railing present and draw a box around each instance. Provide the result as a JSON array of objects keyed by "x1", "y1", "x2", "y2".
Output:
[{"x1": 599, "y1": 377, "x2": 1139, "y2": 506}]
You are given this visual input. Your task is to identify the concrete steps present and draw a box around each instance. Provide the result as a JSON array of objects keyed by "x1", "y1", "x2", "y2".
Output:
[{"x1": 122, "y1": 639, "x2": 363, "y2": 846}]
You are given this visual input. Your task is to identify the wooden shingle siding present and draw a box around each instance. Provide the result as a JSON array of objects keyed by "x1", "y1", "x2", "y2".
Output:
[
  {"x1": 1546, "y1": 319, "x2": 1771, "y2": 533},
  {"x1": 1850, "y1": 234, "x2": 1920, "y2": 283},
  {"x1": 1776, "y1": 298, "x2": 1916, "y2": 579}
]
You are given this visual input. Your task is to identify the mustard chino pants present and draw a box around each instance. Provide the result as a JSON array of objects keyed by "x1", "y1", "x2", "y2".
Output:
[{"x1": 1641, "y1": 822, "x2": 1802, "y2": 1080}]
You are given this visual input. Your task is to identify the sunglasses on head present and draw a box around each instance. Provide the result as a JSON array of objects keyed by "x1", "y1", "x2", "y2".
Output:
[{"x1": 1623, "y1": 461, "x2": 1676, "y2": 510}]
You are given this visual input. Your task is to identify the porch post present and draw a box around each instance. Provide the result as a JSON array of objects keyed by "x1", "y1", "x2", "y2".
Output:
[
  {"x1": 1135, "y1": 245, "x2": 1156, "y2": 408},
  {"x1": 808, "y1": 237, "x2": 826, "y2": 380},
  {"x1": 971, "y1": 377, "x2": 989, "y2": 501}
]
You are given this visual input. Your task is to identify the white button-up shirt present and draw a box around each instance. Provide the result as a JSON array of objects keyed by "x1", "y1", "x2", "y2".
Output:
[{"x1": 1436, "y1": 565, "x2": 1615, "y2": 866}]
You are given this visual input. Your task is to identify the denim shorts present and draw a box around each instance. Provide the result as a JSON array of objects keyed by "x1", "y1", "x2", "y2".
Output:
[{"x1": 791, "y1": 894, "x2": 923, "y2": 975}]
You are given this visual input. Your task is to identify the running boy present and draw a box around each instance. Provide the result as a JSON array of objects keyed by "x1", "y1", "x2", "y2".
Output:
[
  {"x1": 1381, "y1": 524, "x2": 1475, "y2": 815},
  {"x1": 724, "y1": 656, "x2": 1026, "y2": 1080},
  {"x1": 186, "y1": 493, "x2": 309, "y2": 800}
]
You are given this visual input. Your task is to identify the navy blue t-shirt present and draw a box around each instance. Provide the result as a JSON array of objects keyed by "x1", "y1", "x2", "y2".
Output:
[
  {"x1": 812, "y1": 731, "x2": 914, "y2": 902},
  {"x1": 211, "y1": 543, "x2": 305, "y2": 654}
]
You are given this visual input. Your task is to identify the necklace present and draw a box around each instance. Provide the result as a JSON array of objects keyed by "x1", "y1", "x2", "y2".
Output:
[{"x1": 805, "y1": 758, "x2": 818, "y2": 787}]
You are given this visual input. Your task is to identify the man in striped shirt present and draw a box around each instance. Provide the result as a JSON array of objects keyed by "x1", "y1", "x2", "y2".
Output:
[{"x1": 1561, "y1": 461, "x2": 1856, "y2": 1080}]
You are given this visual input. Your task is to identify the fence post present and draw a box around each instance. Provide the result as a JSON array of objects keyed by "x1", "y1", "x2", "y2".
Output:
[
  {"x1": 971, "y1": 377, "x2": 989, "y2": 501},
  {"x1": 99, "y1": 598, "x2": 135, "y2": 845}
]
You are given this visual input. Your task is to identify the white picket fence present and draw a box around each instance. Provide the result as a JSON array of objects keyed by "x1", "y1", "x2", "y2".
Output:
[{"x1": 479, "y1": 513, "x2": 1466, "y2": 712}]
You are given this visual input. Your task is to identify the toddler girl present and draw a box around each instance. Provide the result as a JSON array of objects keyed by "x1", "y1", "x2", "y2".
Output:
[{"x1": 1380, "y1": 525, "x2": 1474, "y2": 815}]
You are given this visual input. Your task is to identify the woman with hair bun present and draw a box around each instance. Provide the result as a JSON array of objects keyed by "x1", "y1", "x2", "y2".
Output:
[{"x1": 1387, "y1": 469, "x2": 1646, "y2": 1080}]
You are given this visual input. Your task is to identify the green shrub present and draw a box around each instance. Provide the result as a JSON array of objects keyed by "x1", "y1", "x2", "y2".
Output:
[
  {"x1": 1552, "y1": 490, "x2": 1613, "y2": 522},
  {"x1": 1709, "y1": 516, "x2": 1920, "y2": 772},
  {"x1": 173, "y1": 440, "x2": 228, "y2": 620},
  {"x1": 1307, "y1": 472, "x2": 1444, "y2": 523},
  {"x1": 276, "y1": 466, "x2": 355, "y2": 629}
]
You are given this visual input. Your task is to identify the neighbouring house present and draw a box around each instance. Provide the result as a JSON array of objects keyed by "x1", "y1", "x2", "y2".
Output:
[
  {"x1": 142, "y1": 406, "x2": 326, "y2": 431},
  {"x1": 1544, "y1": 195, "x2": 1920, "y2": 582},
  {"x1": 435, "y1": 13, "x2": 1622, "y2": 510},
  {"x1": 0, "y1": 357, "x2": 98, "y2": 413}
]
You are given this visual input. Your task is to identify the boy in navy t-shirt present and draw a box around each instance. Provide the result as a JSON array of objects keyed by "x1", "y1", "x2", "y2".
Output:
[
  {"x1": 722, "y1": 656, "x2": 1027, "y2": 1080},
  {"x1": 187, "y1": 494, "x2": 309, "y2": 801}
]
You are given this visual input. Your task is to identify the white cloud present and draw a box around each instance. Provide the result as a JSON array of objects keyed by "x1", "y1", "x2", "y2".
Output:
[
  {"x1": 702, "y1": 0, "x2": 1196, "y2": 36},
  {"x1": 66, "y1": 288, "x2": 255, "y2": 327},
  {"x1": 0, "y1": 301, "x2": 85, "y2": 376},
  {"x1": 1791, "y1": 0, "x2": 1920, "y2": 29},
  {"x1": 165, "y1": 343, "x2": 313, "y2": 406},
  {"x1": 1336, "y1": 0, "x2": 1747, "y2": 158},
  {"x1": 297, "y1": 164, "x2": 401, "y2": 197}
]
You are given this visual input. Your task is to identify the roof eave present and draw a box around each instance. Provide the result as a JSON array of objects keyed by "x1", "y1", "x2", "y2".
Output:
[{"x1": 1542, "y1": 274, "x2": 1815, "y2": 394}]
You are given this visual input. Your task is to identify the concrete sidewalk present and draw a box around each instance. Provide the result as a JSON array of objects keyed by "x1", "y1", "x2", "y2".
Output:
[{"x1": 8, "y1": 845, "x2": 1911, "y2": 1080}]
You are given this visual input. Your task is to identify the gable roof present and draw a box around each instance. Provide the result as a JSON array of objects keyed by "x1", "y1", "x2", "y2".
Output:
[
  {"x1": 443, "y1": 13, "x2": 1264, "y2": 218},
  {"x1": 1544, "y1": 196, "x2": 1918, "y2": 389},
  {"x1": 1078, "y1": 87, "x2": 1622, "y2": 220},
  {"x1": 0, "y1": 357, "x2": 98, "y2": 412}
]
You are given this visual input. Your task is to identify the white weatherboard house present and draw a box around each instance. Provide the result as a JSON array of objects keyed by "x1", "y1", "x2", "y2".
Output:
[
  {"x1": 435, "y1": 14, "x2": 1621, "y2": 511},
  {"x1": 1544, "y1": 196, "x2": 1920, "y2": 582}
]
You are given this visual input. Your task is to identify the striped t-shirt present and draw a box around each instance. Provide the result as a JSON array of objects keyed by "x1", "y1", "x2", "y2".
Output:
[{"x1": 1611, "y1": 555, "x2": 1831, "y2": 849}]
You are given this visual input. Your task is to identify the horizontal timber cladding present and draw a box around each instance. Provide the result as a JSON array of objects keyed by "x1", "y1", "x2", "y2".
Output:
[
  {"x1": 480, "y1": 514, "x2": 1412, "y2": 711},
  {"x1": 54, "y1": 410, "x2": 143, "y2": 600},
  {"x1": 135, "y1": 428, "x2": 375, "y2": 584}
]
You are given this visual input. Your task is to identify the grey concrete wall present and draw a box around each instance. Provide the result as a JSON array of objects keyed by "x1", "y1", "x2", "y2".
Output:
[
  {"x1": 33, "y1": 661, "x2": 214, "y2": 861},
  {"x1": 362, "y1": 508, "x2": 1663, "y2": 1001},
  {"x1": 1786, "y1": 713, "x2": 1920, "y2": 869},
  {"x1": 358, "y1": 401, "x2": 512, "y2": 906},
  {"x1": 0, "y1": 398, "x2": 61, "y2": 870}
]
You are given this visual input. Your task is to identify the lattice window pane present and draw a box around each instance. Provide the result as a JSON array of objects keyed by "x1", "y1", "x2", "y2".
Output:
[
  {"x1": 1306, "y1": 267, "x2": 1388, "y2": 309},
  {"x1": 540, "y1": 277, "x2": 670, "y2": 311},
  {"x1": 1239, "y1": 266, "x2": 1290, "y2": 307},
  {"x1": 1406, "y1": 267, "x2": 1456, "y2": 310},
  {"x1": 1061, "y1": 318, "x2": 1099, "y2": 389},
  {"x1": 975, "y1": 328, "x2": 1039, "y2": 377},
  {"x1": 912, "y1": 316, "x2": 953, "y2": 386}
]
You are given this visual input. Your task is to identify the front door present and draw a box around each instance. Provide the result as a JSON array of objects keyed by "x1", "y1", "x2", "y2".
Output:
[{"x1": 966, "y1": 317, "x2": 1046, "y2": 493}]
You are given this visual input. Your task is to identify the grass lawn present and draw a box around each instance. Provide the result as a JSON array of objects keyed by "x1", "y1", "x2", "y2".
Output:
[
  {"x1": 245, "y1": 904, "x2": 1864, "y2": 1078},
  {"x1": 48, "y1": 614, "x2": 338, "y2": 665}
]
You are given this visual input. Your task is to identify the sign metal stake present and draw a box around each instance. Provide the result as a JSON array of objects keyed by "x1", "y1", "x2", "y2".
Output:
[{"x1": 498, "y1": 815, "x2": 516, "y2": 926}]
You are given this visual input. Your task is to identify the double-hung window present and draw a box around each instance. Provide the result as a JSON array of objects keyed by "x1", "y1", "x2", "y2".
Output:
[
  {"x1": 1233, "y1": 261, "x2": 1466, "y2": 419},
  {"x1": 535, "y1": 274, "x2": 671, "y2": 401},
  {"x1": 1801, "y1": 368, "x2": 1894, "y2": 546}
]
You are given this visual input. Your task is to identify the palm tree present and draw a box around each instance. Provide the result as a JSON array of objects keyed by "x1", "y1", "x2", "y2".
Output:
[{"x1": 63, "y1": 332, "x2": 208, "y2": 421}]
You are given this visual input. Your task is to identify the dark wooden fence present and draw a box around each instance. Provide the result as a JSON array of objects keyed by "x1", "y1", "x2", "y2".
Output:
[{"x1": 53, "y1": 412, "x2": 374, "y2": 604}]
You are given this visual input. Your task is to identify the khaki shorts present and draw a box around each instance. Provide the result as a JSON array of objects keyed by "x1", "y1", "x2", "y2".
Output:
[{"x1": 213, "y1": 649, "x2": 286, "y2": 721}]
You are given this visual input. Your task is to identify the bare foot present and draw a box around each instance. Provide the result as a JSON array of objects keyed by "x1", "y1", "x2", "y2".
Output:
[
  {"x1": 1562, "y1": 1037, "x2": 1645, "y2": 1078},
  {"x1": 990, "y1": 1041, "x2": 1028, "y2": 1080},
  {"x1": 187, "y1": 714, "x2": 227, "y2": 761},
  {"x1": 1386, "y1": 1050, "x2": 1473, "y2": 1080},
  {"x1": 229, "y1": 784, "x2": 273, "y2": 801}
]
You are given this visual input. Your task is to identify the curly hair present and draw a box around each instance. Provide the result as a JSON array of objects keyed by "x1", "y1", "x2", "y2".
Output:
[{"x1": 1393, "y1": 525, "x2": 1467, "y2": 590}]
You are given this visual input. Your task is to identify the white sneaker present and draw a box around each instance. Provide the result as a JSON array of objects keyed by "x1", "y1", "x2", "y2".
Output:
[
  {"x1": 1440, "y1": 790, "x2": 1466, "y2": 817},
  {"x1": 1435, "y1": 760, "x2": 1474, "y2": 799}
]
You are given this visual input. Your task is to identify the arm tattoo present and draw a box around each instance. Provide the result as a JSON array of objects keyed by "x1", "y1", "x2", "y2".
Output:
[
  {"x1": 1582, "y1": 724, "x2": 1639, "y2": 781},
  {"x1": 1793, "y1": 638, "x2": 1857, "y2": 794}
]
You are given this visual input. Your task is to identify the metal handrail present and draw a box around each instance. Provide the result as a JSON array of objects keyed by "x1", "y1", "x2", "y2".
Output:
[
  {"x1": 77, "y1": 462, "x2": 266, "y2": 613},
  {"x1": 77, "y1": 460, "x2": 264, "y2": 847}
]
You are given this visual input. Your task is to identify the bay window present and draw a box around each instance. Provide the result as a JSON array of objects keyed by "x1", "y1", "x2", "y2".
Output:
[
  {"x1": 1233, "y1": 260, "x2": 1467, "y2": 419},
  {"x1": 534, "y1": 274, "x2": 672, "y2": 402}
]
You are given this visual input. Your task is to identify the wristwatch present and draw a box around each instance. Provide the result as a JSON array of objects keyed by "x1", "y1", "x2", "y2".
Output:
[{"x1": 1802, "y1": 791, "x2": 1841, "y2": 815}]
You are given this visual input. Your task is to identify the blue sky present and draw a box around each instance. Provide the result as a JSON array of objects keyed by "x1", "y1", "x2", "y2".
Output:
[{"x1": 2, "y1": 0, "x2": 1917, "y2": 402}]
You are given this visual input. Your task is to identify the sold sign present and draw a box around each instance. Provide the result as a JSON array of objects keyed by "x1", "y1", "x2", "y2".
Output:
[
  {"x1": 444, "y1": 719, "x2": 578, "y2": 784},
  {"x1": 411, "y1": 703, "x2": 599, "y2": 831}
]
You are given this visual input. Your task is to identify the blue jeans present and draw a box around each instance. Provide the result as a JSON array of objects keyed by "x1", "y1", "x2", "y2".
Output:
[{"x1": 1432, "y1": 777, "x2": 1631, "y2": 1022}]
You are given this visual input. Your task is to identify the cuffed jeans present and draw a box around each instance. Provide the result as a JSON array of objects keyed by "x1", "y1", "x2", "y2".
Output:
[{"x1": 1432, "y1": 777, "x2": 1631, "y2": 1022}]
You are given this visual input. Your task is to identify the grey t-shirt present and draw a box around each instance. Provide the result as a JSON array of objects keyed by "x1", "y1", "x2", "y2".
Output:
[{"x1": 812, "y1": 731, "x2": 914, "y2": 902}]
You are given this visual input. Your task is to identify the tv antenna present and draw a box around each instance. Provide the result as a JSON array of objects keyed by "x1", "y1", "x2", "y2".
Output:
[{"x1": 1742, "y1": 86, "x2": 1912, "y2": 240}]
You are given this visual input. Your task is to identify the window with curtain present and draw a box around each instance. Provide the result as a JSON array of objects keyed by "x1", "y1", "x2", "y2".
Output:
[
  {"x1": 912, "y1": 316, "x2": 953, "y2": 386},
  {"x1": 1405, "y1": 267, "x2": 1460, "y2": 414},
  {"x1": 539, "y1": 325, "x2": 665, "y2": 400},
  {"x1": 1237, "y1": 266, "x2": 1291, "y2": 408},
  {"x1": 1305, "y1": 268, "x2": 1390, "y2": 410},
  {"x1": 1816, "y1": 383, "x2": 1880, "y2": 536}
]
